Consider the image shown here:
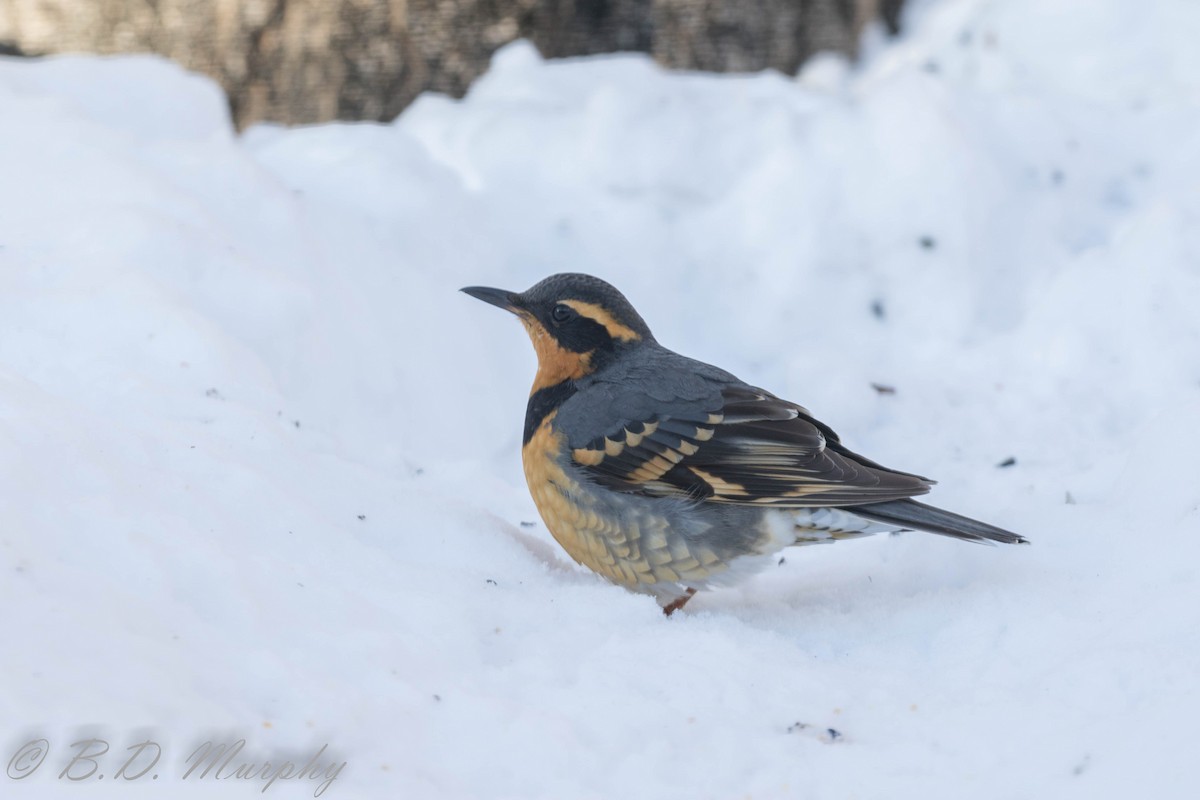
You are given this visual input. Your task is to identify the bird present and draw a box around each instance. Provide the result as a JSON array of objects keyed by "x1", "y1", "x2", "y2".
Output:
[{"x1": 462, "y1": 273, "x2": 1027, "y2": 614}]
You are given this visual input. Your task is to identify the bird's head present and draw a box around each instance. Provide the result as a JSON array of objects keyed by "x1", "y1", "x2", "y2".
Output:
[{"x1": 462, "y1": 273, "x2": 654, "y2": 391}]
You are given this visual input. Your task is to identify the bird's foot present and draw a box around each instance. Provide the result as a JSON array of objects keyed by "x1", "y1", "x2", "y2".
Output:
[{"x1": 662, "y1": 588, "x2": 697, "y2": 617}]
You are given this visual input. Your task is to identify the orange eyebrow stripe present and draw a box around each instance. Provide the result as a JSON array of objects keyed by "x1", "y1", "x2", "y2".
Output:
[{"x1": 561, "y1": 300, "x2": 641, "y2": 342}]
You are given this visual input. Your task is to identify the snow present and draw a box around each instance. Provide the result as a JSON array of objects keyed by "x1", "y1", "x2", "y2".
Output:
[{"x1": 2, "y1": 0, "x2": 1199, "y2": 797}]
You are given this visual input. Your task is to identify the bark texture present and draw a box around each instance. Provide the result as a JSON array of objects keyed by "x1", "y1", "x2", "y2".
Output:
[{"x1": 0, "y1": 0, "x2": 903, "y2": 128}]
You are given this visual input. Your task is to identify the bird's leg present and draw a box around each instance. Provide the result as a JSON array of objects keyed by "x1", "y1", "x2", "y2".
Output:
[{"x1": 662, "y1": 588, "x2": 697, "y2": 616}]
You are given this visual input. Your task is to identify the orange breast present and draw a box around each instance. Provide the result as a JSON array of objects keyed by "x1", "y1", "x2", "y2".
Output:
[{"x1": 521, "y1": 412, "x2": 726, "y2": 590}]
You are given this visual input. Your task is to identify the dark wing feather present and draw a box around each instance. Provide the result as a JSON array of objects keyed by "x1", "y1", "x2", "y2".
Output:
[{"x1": 569, "y1": 385, "x2": 934, "y2": 507}]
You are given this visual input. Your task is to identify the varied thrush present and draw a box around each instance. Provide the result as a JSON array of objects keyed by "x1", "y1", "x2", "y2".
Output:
[{"x1": 463, "y1": 273, "x2": 1026, "y2": 614}]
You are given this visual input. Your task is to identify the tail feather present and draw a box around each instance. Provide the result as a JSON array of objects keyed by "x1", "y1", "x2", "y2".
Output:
[{"x1": 847, "y1": 499, "x2": 1028, "y2": 546}]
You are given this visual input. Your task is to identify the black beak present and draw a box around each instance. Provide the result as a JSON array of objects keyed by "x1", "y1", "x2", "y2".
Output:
[{"x1": 461, "y1": 285, "x2": 521, "y2": 313}]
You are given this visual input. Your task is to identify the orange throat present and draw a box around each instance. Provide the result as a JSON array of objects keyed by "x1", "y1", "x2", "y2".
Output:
[{"x1": 519, "y1": 313, "x2": 593, "y2": 393}]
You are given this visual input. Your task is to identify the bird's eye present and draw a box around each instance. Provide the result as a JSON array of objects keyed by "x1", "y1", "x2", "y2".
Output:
[{"x1": 551, "y1": 304, "x2": 576, "y2": 325}]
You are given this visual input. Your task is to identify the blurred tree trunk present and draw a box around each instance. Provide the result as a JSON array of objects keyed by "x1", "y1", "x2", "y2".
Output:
[{"x1": 0, "y1": 0, "x2": 904, "y2": 129}]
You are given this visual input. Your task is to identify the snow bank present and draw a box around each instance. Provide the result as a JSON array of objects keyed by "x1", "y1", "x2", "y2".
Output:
[{"x1": 2, "y1": 1, "x2": 1198, "y2": 797}]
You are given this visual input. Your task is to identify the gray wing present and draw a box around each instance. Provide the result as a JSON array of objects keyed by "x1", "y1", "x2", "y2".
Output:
[{"x1": 557, "y1": 359, "x2": 934, "y2": 508}]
